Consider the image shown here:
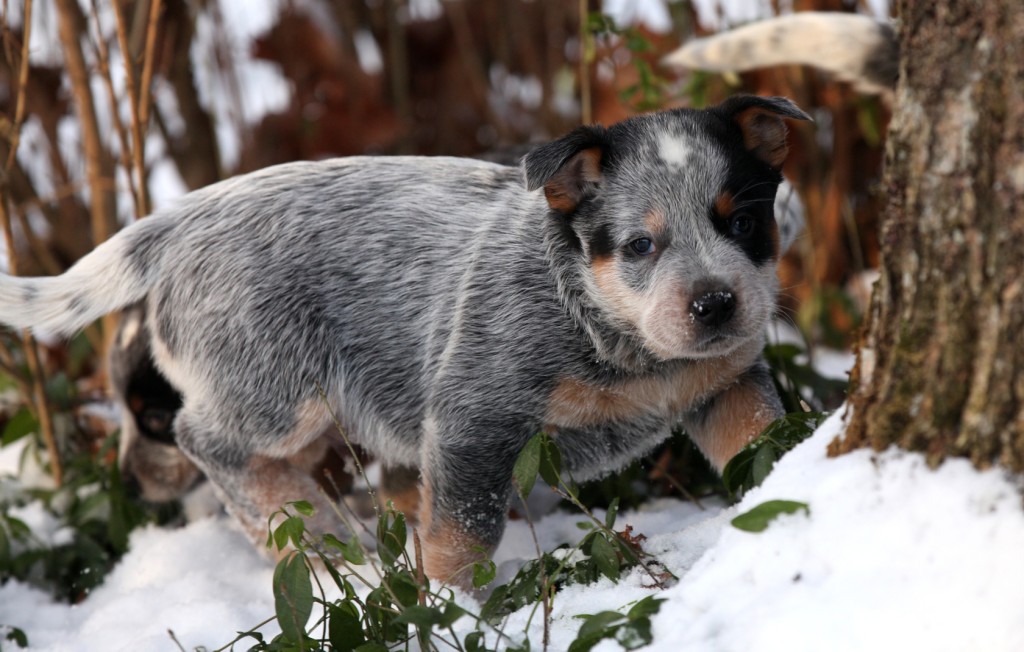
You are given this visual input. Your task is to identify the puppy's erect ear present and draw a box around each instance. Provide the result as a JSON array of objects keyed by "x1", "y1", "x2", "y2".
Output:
[
  {"x1": 522, "y1": 125, "x2": 609, "y2": 213},
  {"x1": 717, "y1": 95, "x2": 812, "y2": 169}
]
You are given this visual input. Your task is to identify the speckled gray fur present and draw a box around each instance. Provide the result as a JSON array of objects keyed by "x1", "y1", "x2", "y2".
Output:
[{"x1": 0, "y1": 96, "x2": 809, "y2": 577}]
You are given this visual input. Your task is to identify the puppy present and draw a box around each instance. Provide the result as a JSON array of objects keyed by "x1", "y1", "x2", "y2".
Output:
[{"x1": 0, "y1": 95, "x2": 809, "y2": 585}]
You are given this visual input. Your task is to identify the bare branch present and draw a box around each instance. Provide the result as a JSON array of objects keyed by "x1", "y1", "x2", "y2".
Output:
[
  {"x1": 88, "y1": 0, "x2": 140, "y2": 216},
  {"x1": 111, "y1": 0, "x2": 149, "y2": 216},
  {"x1": 0, "y1": 0, "x2": 63, "y2": 486},
  {"x1": 138, "y1": 0, "x2": 162, "y2": 134}
]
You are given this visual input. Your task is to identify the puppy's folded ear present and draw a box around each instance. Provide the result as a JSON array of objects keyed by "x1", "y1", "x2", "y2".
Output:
[
  {"x1": 522, "y1": 125, "x2": 609, "y2": 214},
  {"x1": 717, "y1": 95, "x2": 812, "y2": 169}
]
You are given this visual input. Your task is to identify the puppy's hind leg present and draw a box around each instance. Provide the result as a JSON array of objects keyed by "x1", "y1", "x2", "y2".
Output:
[{"x1": 174, "y1": 408, "x2": 348, "y2": 558}]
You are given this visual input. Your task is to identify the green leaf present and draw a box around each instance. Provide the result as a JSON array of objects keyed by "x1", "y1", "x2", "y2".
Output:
[
  {"x1": 354, "y1": 644, "x2": 389, "y2": 652},
  {"x1": 328, "y1": 602, "x2": 366, "y2": 652},
  {"x1": 273, "y1": 515, "x2": 305, "y2": 551},
  {"x1": 750, "y1": 443, "x2": 777, "y2": 486},
  {"x1": 2, "y1": 408, "x2": 37, "y2": 447},
  {"x1": 389, "y1": 569, "x2": 420, "y2": 608},
  {"x1": 513, "y1": 434, "x2": 542, "y2": 497},
  {"x1": 589, "y1": 534, "x2": 620, "y2": 582},
  {"x1": 722, "y1": 411, "x2": 826, "y2": 499},
  {"x1": 732, "y1": 500, "x2": 810, "y2": 533},
  {"x1": 324, "y1": 532, "x2": 366, "y2": 565},
  {"x1": 615, "y1": 619, "x2": 653, "y2": 649},
  {"x1": 439, "y1": 602, "x2": 468, "y2": 628},
  {"x1": 569, "y1": 611, "x2": 626, "y2": 652},
  {"x1": 576, "y1": 611, "x2": 626, "y2": 639},
  {"x1": 472, "y1": 558, "x2": 497, "y2": 588},
  {"x1": 604, "y1": 497, "x2": 620, "y2": 530},
  {"x1": 625, "y1": 595, "x2": 665, "y2": 620},
  {"x1": 464, "y1": 631, "x2": 489, "y2": 652},
  {"x1": 1, "y1": 625, "x2": 29, "y2": 648},
  {"x1": 394, "y1": 604, "x2": 443, "y2": 628},
  {"x1": 272, "y1": 554, "x2": 314, "y2": 644},
  {"x1": 290, "y1": 500, "x2": 315, "y2": 517},
  {"x1": 377, "y1": 511, "x2": 407, "y2": 567},
  {"x1": 538, "y1": 436, "x2": 563, "y2": 488}
]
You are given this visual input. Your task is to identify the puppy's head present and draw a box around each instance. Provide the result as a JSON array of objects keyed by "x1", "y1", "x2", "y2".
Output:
[
  {"x1": 524, "y1": 95, "x2": 810, "y2": 361},
  {"x1": 110, "y1": 305, "x2": 200, "y2": 503}
]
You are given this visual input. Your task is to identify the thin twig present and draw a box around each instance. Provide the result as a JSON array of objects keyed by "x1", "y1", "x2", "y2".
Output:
[
  {"x1": 138, "y1": 0, "x2": 162, "y2": 133},
  {"x1": 647, "y1": 451, "x2": 705, "y2": 509},
  {"x1": 578, "y1": 0, "x2": 592, "y2": 125},
  {"x1": 553, "y1": 481, "x2": 675, "y2": 587},
  {"x1": 88, "y1": 0, "x2": 141, "y2": 214},
  {"x1": 517, "y1": 495, "x2": 552, "y2": 652},
  {"x1": 0, "y1": 0, "x2": 63, "y2": 486},
  {"x1": 111, "y1": 0, "x2": 149, "y2": 216},
  {"x1": 166, "y1": 629, "x2": 187, "y2": 652},
  {"x1": 4, "y1": 0, "x2": 31, "y2": 171}
]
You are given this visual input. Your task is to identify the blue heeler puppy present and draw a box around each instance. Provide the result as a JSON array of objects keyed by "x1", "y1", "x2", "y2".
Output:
[{"x1": 0, "y1": 95, "x2": 809, "y2": 585}]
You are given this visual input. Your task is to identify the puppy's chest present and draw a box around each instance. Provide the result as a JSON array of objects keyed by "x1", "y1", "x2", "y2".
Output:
[{"x1": 542, "y1": 356, "x2": 747, "y2": 431}]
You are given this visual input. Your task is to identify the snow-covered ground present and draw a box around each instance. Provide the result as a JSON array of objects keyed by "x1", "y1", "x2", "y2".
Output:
[{"x1": 3, "y1": 403, "x2": 1024, "y2": 651}]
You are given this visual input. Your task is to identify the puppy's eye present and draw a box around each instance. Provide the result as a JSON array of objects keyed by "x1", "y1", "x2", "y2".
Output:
[
  {"x1": 628, "y1": 238, "x2": 657, "y2": 256},
  {"x1": 730, "y1": 213, "x2": 755, "y2": 238},
  {"x1": 140, "y1": 408, "x2": 176, "y2": 443}
]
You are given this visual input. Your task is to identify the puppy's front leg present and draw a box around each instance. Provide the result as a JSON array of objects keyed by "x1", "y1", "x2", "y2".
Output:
[
  {"x1": 682, "y1": 361, "x2": 784, "y2": 471},
  {"x1": 417, "y1": 414, "x2": 523, "y2": 587}
]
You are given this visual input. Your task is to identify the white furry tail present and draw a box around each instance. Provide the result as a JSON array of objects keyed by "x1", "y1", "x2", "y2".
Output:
[
  {"x1": 663, "y1": 12, "x2": 897, "y2": 99},
  {"x1": 0, "y1": 219, "x2": 169, "y2": 336}
]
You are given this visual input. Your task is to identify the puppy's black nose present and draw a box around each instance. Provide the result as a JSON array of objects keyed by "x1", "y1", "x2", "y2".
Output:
[{"x1": 691, "y1": 290, "x2": 736, "y2": 327}]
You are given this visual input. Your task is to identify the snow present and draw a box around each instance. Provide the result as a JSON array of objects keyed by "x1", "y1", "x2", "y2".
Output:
[
  {"x1": 4, "y1": 408, "x2": 1024, "y2": 651},
  {"x1": 0, "y1": 1, "x2": 1007, "y2": 649}
]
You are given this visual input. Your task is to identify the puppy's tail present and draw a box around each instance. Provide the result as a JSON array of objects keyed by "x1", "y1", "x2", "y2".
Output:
[
  {"x1": 662, "y1": 12, "x2": 897, "y2": 98},
  {"x1": 0, "y1": 217, "x2": 175, "y2": 336}
]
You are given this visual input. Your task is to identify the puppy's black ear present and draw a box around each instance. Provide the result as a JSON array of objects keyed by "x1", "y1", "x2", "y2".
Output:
[
  {"x1": 522, "y1": 125, "x2": 609, "y2": 213},
  {"x1": 717, "y1": 95, "x2": 812, "y2": 169}
]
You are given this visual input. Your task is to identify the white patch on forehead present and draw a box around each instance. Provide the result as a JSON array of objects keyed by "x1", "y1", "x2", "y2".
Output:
[{"x1": 658, "y1": 132, "x2": 693, "y2": 168}]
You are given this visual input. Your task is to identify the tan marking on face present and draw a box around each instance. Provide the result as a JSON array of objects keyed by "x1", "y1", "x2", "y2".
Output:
[
  {"x1": 380, "y1": 465, "x2": 421, "y2": 519},
  {"x1": 591, "y1": 254, "x2": 646, "y2": 325},
  {"x1": 544, "y1": 343, "x2": 760, "y2": 429},
  {"x1": 715, "y1": 191, "x2": 735, "y2": 218},
  {"x1": 735, "y1": 107, "x2": 789, "y2": 168},
  {"x1": 685, "y1": 379, "x2": 781, "y2": 471},
  {"x1": 643, "y1": 209, "x2": 667, "y2": 237}
]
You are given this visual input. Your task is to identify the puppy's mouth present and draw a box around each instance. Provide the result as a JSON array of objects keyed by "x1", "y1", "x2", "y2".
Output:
[{"x1": 687, "y1": 329, "x2": 748, "y2": 358}]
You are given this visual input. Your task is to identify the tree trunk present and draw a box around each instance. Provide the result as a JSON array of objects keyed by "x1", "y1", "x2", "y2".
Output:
[{"x1": 835, "y1": 1, "x2": 1024, "y2": 471}]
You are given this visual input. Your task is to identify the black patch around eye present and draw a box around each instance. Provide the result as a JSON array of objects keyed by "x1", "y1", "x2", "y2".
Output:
[
  {"x1": 710, "y1": 159, "x2": 782, "y2": 265},
  {"x1": 709, "y1": 204, "x2": 775, "y2": 265},
  {"x1": 126, "y1": 360, "x2": 183, "y2": 445},
  {"x1": 730, "y1": 213, "x2": 756, "y2": 238}
]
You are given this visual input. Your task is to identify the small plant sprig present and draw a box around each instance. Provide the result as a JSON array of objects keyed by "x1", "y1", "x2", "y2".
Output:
[
  {"x1": 212, "y1": 430, "x2": 673, "y2": 652},
  {"x1": 0, "y1": 430, "x2": 160, "y2": 604},
  {"x1": 586, "y1": 13, "x2": 669, "y2": 112},
  {"x1": 722, "y1": 411, "x2": 826, "y2": 501}
]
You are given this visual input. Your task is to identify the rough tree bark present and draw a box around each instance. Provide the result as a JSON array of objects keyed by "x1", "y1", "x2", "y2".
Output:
[{"x1": 835, "y1": 0, "x2": 1024, "y2": 472}]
